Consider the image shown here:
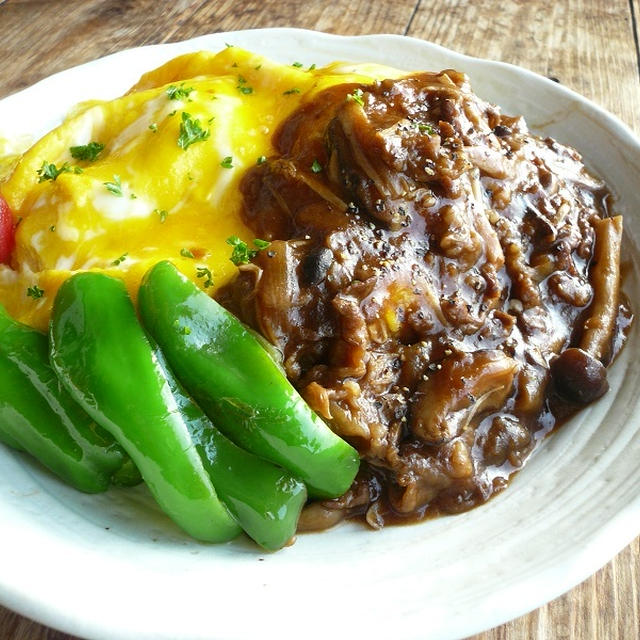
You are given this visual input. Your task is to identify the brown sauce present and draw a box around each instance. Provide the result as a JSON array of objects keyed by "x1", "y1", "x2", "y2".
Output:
[{"x1": 218, "y1": 70, "x2": 632, "y2": 531}]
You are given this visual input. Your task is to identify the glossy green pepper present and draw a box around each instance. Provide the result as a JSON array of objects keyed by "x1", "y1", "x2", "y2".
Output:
[
  {"x1": 0, "y1": 430, "x2": 25, "y2": 451},
  {"x1": 155, "y1": 347, "x2": 307, "y2": 550},
  {"x1": 138, "y1": 260, "x2": 360, "y2": 499},
  {"x1": 0, "y1": 304, "x2": 138, "y2": 493},
  {"x1": 49, "y1": 272, "x2": 241, "y2": 543}
]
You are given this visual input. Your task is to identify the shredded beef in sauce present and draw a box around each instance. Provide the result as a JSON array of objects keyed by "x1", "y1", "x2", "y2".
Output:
[{"x1": 219, "y1": 70, "x2": 631, "y2": 531}]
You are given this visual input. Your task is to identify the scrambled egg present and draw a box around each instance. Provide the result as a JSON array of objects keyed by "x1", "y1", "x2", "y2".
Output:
[{"x1": 0, "y1": 47, "x2": 407, "y2": 330}]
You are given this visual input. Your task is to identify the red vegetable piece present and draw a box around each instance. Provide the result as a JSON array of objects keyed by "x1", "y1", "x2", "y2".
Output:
[{"x1": 0, "y1": 196, "x2": 15, "y2": 264}]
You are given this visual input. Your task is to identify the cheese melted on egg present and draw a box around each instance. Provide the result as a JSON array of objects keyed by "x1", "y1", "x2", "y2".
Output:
[{"x1": 0, "y1": 47, "x2": 408, "y2": 330}]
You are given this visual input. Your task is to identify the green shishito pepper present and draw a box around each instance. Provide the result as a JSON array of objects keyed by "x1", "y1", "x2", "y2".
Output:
[
  {"x1": 49, "y1": 273, "x2": 241, "y2": 543},
  {"x1": 138, "y1": 260, "x2": 360, "y2": 499},
  {"x1": 0, "y1": 303, "x2": 138, "y2": 493},
  {"x1": 155, "y1": 347, "x2": 307, "y2": 550}
]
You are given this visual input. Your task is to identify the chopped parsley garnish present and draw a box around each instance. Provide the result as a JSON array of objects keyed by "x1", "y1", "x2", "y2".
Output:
[
  {"x1": 49, "y1": 225, "x2": 56, "y2": 232},
  {"x1": 166, "y1": 83, "x2": 195, "y2": 100},
  {"x1": 169, "y1": 110, "x2": 177, "y2": 117},
  {"x1": 349, "y1": 88, "x2": 364, "y2": 106},
  {"x1": 104, "y1": 175, "x2": 123, "y2": 196},
  {"x1": 308, "y1": 63, "x2": 316, "y2": 71},
  {"x1": 311, "y1": 159, "x2": 323, "y2": 173},
  {"x1": 196, "y1": 266, "x2": 214, "y2": 288},
  {"x1": 37, "y1": 161, "x2": 71, "y2": 182},
  {"x1": 226, "y1": 236, "x2": 270, "y2": 265},
  {"x1": 283, "y1": 87, "x2": 301, "y2": 95},
  {"x1": 227, "y1": 237, "x2": 250, "y2": 264},
  {"x1": 73, "y1": 166, "x2": 83, "y2": 174},
  {"x1": 225, "y1": 42, "x2": 234, "y2": 48},
  {"x1": 257, "y1": 155, "x2": 267, "y2": 165},
  {"x1": 292, "y1": 61, "x2": 303, "y2": 68},
  {"x1": 26, "y1": 285, "x2": 44, "y2": 299},
  {"x1": 111, "y1": 253, "x2": 128, "y2": 266},
  {"x1": 220, "y1": 156, "x2": 234, "y2": 169},
  {"x1": 173, "y1": 320, "x2": 192, "y2": 335},
  {"x1": 417, "y1": 122, "x2": 436, "y2": 135},
  {"x1": 180, "y1": 248, "x2": 195, "y2": 258},
  {"x1": 254, "y1": 64, "x2": 262, "y2": 70},
  {"x1": 154, "y1": 208, "x2": 168, "y2": 222},
  {"x1": 70, "y1": 141, "x2": 105, "y2": 162},
  {"x1": 236, "y1": 75, "x2": 253, "y2": 95},
  {"x1": 177, "y1": 112, "x2": 210, "y2": 150},
  {"x1": 149, "y1": 123, "x2": 158, "y2": 132}
]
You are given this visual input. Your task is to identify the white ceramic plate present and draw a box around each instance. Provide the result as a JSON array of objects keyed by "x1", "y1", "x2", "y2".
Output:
[{"x1": 0, "y1": 29, "x2": 638, "y2": 640}]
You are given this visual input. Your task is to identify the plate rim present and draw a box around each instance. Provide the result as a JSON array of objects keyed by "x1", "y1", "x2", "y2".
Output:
[{"x1": 0, "y1": 27, "x2": 639, "y2": 640}]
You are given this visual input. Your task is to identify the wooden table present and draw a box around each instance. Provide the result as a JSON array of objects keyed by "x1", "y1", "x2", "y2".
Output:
[{"x1": 0, "y1": 1, "x2": 638, "y2": 638}]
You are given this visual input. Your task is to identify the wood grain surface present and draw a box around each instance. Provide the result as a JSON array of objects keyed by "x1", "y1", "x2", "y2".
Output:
[{"x1": 0, "y1": 0, "x2": 639, "y2": 638}]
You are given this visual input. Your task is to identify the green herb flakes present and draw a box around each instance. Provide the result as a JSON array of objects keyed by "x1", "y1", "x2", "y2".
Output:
[
  {"x1": 311, "y1": 159, "x2": 323, "y2": 173},
  {"x1": 173, "y1": 319, "x2": 192, "y2": 335},
  {"x1": 226, "y1": 236, "x2": 271, "y2": 266},
  {"x1": 70, "y1": 141, "x2": 104, "y2": 162},
  {"x1": 349, "y1": 88, "x2": 364, "y2": 106},
  {"x1": 417, "y1": 122, "x2": 436, "y2": 135},
  {"x1": 167, "y1": 84, "x2": 195, "y2": 100},
  {"x1": 37, "y1": 161, "x2": 71, "y2": 182},
  {"x1": 111, "y1": 253, "x2": 128, "y2": 266},
  {"x1": 196, "y1": 266, "x2": 214, "y2": 288},
  {"x1": 180, "y1": 248, "x2": 195, "y2": 259},
  {"x1": 177, "y1": 112, "x2": 210, "y2": 150},
  {"x1": 154, "y1": 208, "x2": 168, "y2": 223},
  {"x1": 236, "y1": 75, "x2": 254, "y2": 95},
  {"x1": 26, "y1": 285, "x2": 44, "y2": 299},
  {"x1": 104, "y1": 175, "x2": 123, "y2": 196},
  {"x1": 220, "y1": 156, "x2": 234, "y2": 169}
]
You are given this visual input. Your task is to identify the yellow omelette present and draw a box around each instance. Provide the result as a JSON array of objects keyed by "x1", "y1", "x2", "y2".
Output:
[{"x1": 0, "y1": 47, "x2": 407, "y2": 330}]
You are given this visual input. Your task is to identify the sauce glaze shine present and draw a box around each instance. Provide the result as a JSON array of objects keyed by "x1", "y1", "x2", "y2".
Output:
[{"x1": 222, "y1": 69, "x2": 631, "y2": 529}]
